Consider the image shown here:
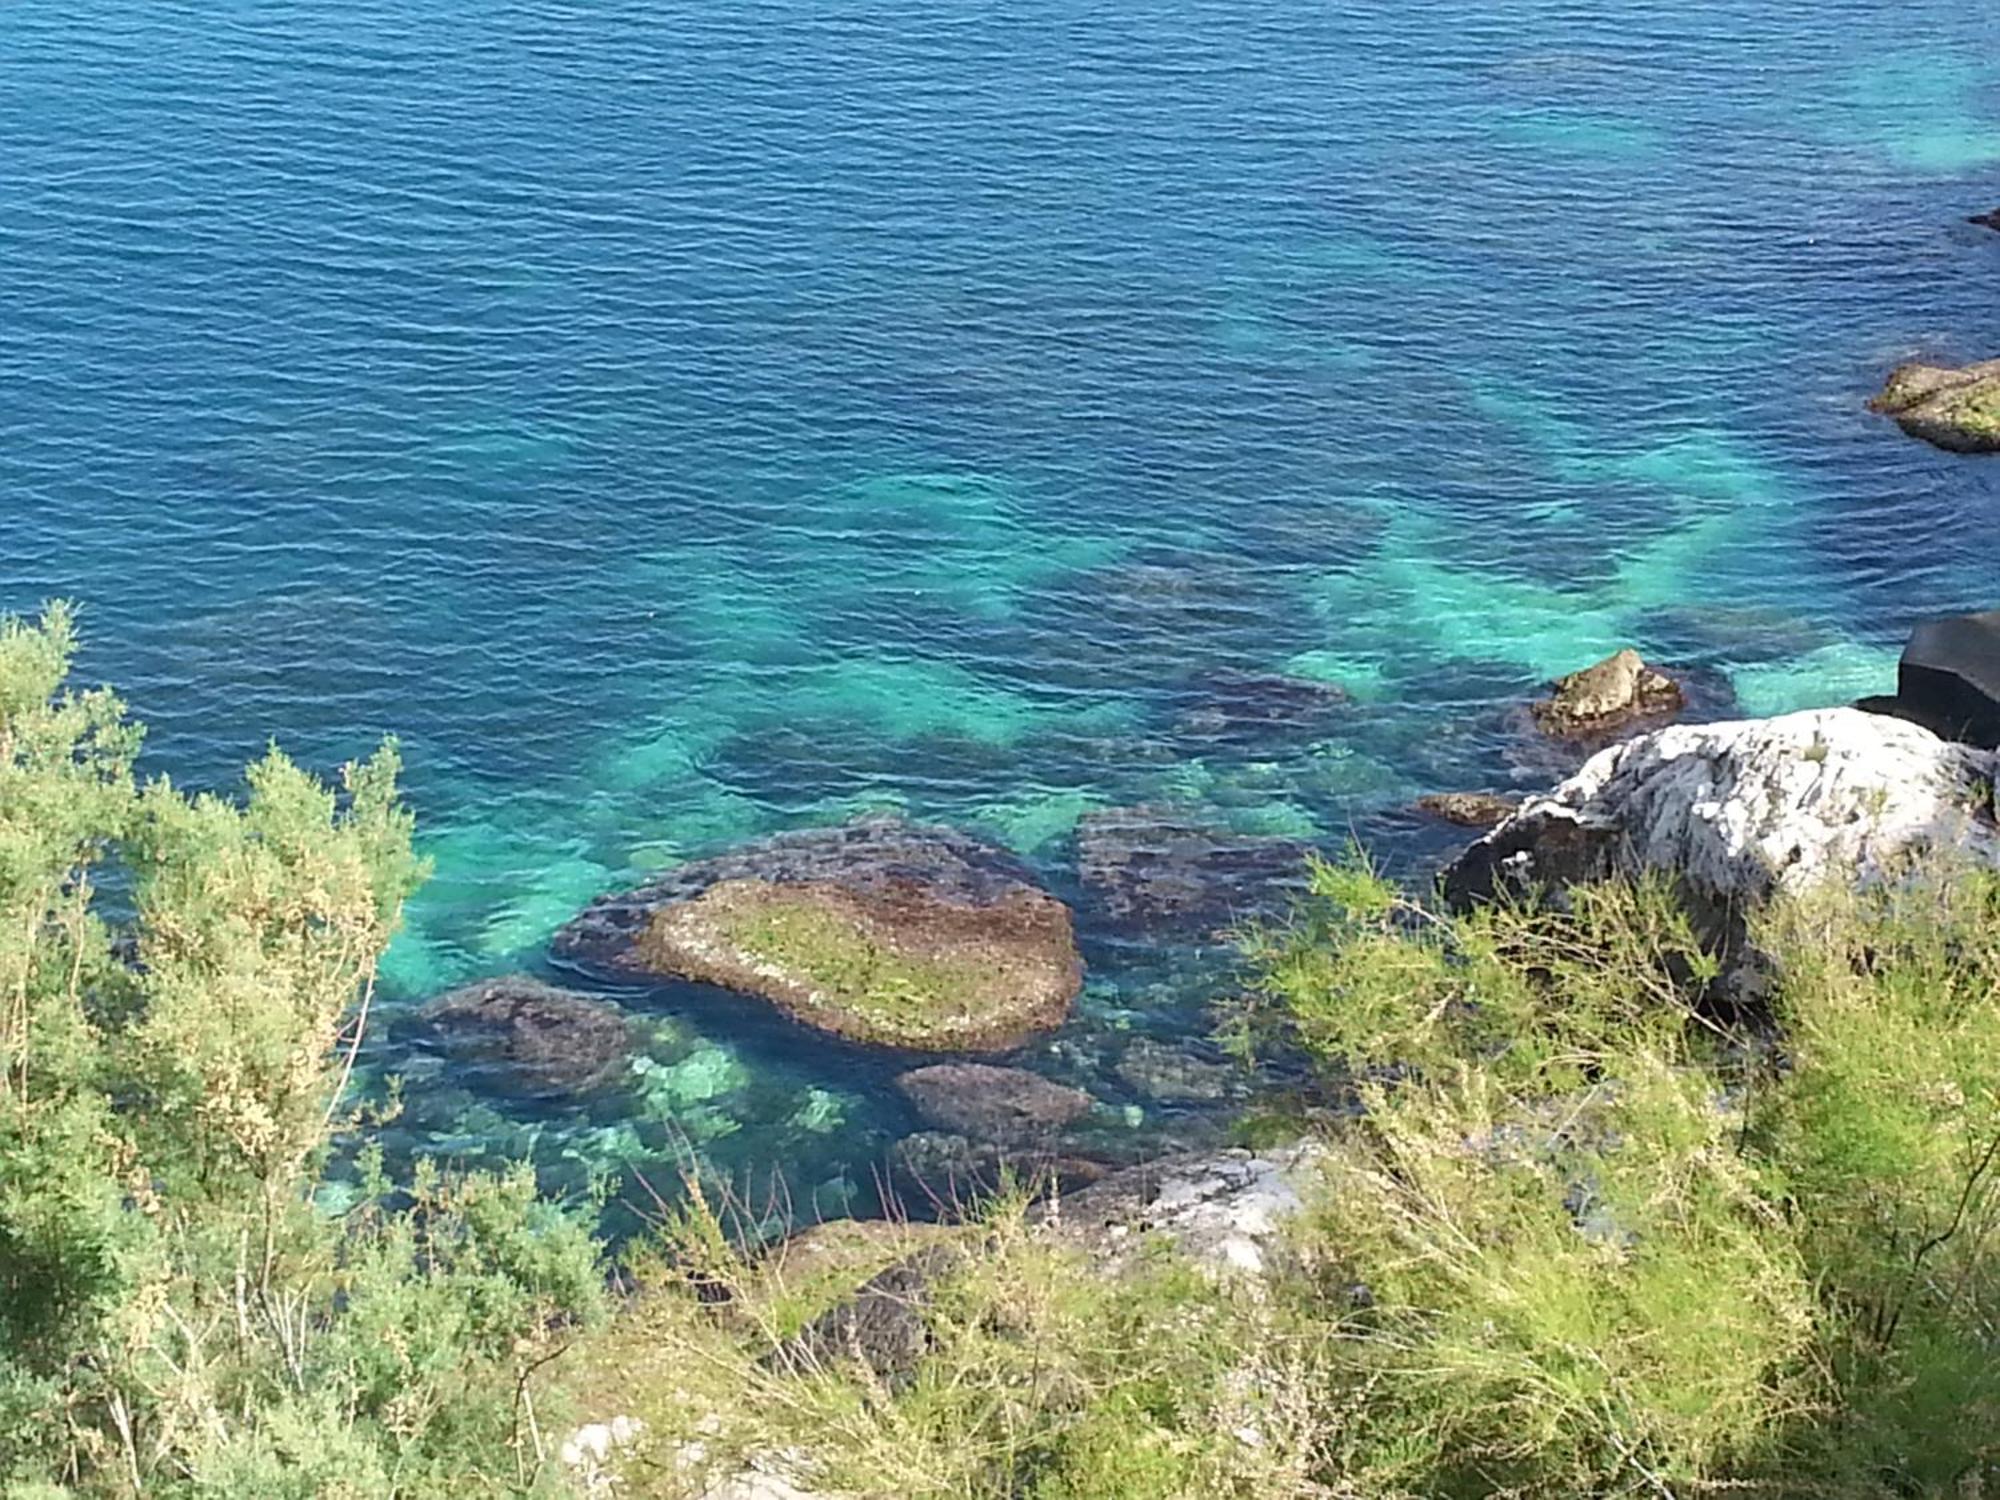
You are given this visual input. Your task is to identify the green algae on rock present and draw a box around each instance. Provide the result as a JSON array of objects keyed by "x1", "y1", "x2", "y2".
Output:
[
  {"x1": 1870, "y1": 359, "x2": 2000, "y2": 454},
  {"x1": 553, "y1": 817, "x2": 1083, "y2": 1052}
]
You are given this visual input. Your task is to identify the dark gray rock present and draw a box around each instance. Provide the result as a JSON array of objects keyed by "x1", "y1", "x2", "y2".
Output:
[
  {"x1": 766, "y1": 1244, "x2": 966, "y2": 1385},
  {"x1": 1074, "y1": 806, "x2": 1312, "y2": 936},
  {"x1": 417, "y1": 976, "x2": 631, "y2": 1097},
  {"x1": 895, "y1": 1064, "x2": 1093, "y2": 1146},
  {"x1": 1862, "y1": 609, "x2": 2000, "y2": 749}
]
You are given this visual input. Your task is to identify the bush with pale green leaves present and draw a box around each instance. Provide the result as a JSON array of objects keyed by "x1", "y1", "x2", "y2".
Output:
[
  {"x1": 8, "y1": 599, "x2": 2000, "y2": 1498},
  {"x1": 0, "y1": 604, "x2": 603, "y2": 1497}
]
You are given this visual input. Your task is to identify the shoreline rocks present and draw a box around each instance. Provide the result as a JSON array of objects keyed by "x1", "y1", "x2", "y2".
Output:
[
  {"x1": 1444, "y1": 707, "x2": 2000, "y2": 913},
  {"x1": 1857, "y1": 608, "x2": 2000, "y2": 749},
  {"x1": 1870, "y1": 360, "x2": 2000, "y2": 454},
  {"x1": 1530, "y1": 648, "x2": 1685, "y2": 740},
  {"x1": 553, "y1": 817, "x2": 1083, "y2": 1053}
]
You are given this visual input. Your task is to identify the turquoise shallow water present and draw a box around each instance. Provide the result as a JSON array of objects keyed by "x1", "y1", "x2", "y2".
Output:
[{"x1": 3, "y1": 0, "x2": 1999, "y2": 1222}]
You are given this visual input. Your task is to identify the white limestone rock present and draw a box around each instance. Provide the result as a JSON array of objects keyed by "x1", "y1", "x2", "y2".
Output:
[
  {"x1": 1445, "y1": 708, "x2": 1999, "y2": 908},
  {"x1": 1043, "y1": 1141, "x2": 1324, "y2": 1278}
]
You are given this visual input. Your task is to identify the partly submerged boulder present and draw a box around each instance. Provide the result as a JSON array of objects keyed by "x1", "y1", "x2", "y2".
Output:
[
  {"x1": 553, "y1": 817, "x2": 1083, "y2": 1053},
  {"x1": 1870, "y1": 360, "x2": 2000, "y2": 454},
  {"x1": 1445, "y1": 707, "x2": 2000, "y2": 911},
  {"x1": 1414, "y1": 791, "x2": 1521, "y2": 829},
  {"x1": 417, "y1": 975, "x2": 632, "y2": 1097},
  {"x1": 895, "y1": 1063, "x2": 1093, "y2": 1146},
  {"x1": 1530, "y1": 649, "x2": 1685, "y2": 740},
  {"x1": 1973, "y1": 207, "x2": 2000, "y2": 233}
]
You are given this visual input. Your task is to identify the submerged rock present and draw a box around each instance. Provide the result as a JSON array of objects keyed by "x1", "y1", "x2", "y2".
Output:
[
  {"x1": 1171, "y1": 667, "x2": 1347, "y2": 746},
  {"x1": 1870, "y1": 360, "x2": 2000, "y2": 454},
  {"x1": 1974, "y1": 207, "x2": 2000, "y2": 233},
  {"x1": 1113, "y1": 1036, "x2": 1239, "y2": 1103},
  {"x1": 553, "y1": 817, "x2": 1083, "y2": 1053},
  {"x1": 1414, "y1": 791, "x2": 1520, "y2": 829},
  {"x1": 417, "y1": 975, "x2": 632, "y2": 1097},
  {"x1": 1445, "y1": 707, "x2": 2000, "y2": 911},
  {"x1": 1859, "y1": 608, "x2": 2000, "y2": 749},
  {"x1": 1530, "y1": 648, "x2": 1685, "y2": 740},
  {"x1": 895, "y1": 1063, "x2": 1093, "y2": 1145},
  {"x1": 1074, "y1": 806, "x2": 1312, "y2": 936}
]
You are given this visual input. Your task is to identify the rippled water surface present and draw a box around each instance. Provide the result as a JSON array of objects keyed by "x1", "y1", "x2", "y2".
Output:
[{"x1": 4, "y1": 0, "x2": 1998, "y2": 1221}]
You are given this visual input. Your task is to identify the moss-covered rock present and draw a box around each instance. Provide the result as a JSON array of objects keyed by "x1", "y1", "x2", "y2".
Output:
[
  {"x1": 553, "y1": 817, "x2": 1083, "y2": 1052},
  {"x1": 1870, "y1": 359, "x2": 2000, "y2": 454},
  {"x1": 1531, "y1": 648, "x2": 1684, "y2": 739}
]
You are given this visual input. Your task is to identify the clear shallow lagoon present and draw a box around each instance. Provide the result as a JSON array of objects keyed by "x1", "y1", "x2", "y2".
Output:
[{"x1": 3, "y1": 0, "x2": 1998, "y2": 1223}]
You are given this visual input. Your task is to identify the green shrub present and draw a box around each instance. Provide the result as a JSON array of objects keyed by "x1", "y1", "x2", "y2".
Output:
[{"x1": 0, "y1": 605, "x2": 605, "y2": 1497}]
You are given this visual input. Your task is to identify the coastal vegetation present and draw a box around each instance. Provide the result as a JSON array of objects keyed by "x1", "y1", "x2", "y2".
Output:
[{"x1": 7, "y1": 602, "x2": 2000, "y2": 1496}]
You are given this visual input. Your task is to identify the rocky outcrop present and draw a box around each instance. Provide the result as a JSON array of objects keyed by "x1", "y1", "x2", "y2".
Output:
[
  {"x1": 417, "y1": 976, "x2": 631, "y2": 1097},
  {"x1": 1972, "y1": 207, "x2": 2000, "y2": 233},
  {"x1": 1445, "y1": 707, "x2": 2000, "y2": 911},
  {"x1": 895, "y1": 1063, "x2": 1093, "y2": 1145},
  {"x1": 553, "y1": 818, "x2": 1083, "y2": 1052},
  {"x1": 1044, "y1": 1142, "x2": 1324, "y2": 1279},
  {"x1": 1074, "y1": 806, "x2": 1312, "y2": 936},
  {"x1": 1870, "y1": 360, "x2": 2000, "y2": 454},
  {"x1": 1415, "y1": 791, "x2": 1520, "y2": 829},
  {"x1": 1530, "y1": 649, "x2": 1685, "y2": 740},
  {"x1": 1857, "y1": 608, "x2": 2000, "y2": 749}
]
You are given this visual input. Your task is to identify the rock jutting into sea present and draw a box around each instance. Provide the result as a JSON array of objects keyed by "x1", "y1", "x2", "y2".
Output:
[
  {"x1": 1414, "y1": 791, "x2": 1521, "y2": 828},
  {"x1": 1529, "y1": 647, "x2": 1685, "y2": 740},
  {"x1": 1869, "y1": 360, "x2": 2000, "y2": 454},
  {"x1": 552, "y1": 816, "x2": 1083, "y2": 1053},
  {"x1": 1444, "y1": 706, "x2": 2000, "y2": 913}
]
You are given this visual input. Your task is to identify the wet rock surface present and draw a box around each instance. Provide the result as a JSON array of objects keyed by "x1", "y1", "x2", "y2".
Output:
[
  {"x1": 895, "y1": 1063, "x2": 1093, "y2": 1145},
  {"x1": 1074, "y1": 806, "x2": 1313, "y2": 936},
  {"x1": 417, "y1": 975, "x2": 632, "y2": 1097},
  {"x1": 1973, "y1": 207, "x2": 2000, "y2": 233},
  {"x1": 553, "y1": 817, "x2": 1083, "y2": 1052},
  {"x1": 1414, "y1": 791, "x2": 1520, "y2": 829},
  {"x1": 1530, "y1": 648, "x2": 1685, "y2": 740},
  {"x1": 1870, "y1": 359, "x2": 2000, "y2": 454},
  {"x1": 1445, "y1": 708, "x2": 2000, "y2": 913}
]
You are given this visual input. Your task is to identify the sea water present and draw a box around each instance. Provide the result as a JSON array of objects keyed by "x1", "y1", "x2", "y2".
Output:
[{"x1": 3, "y1": 0, "x2": 1997, "y2": 1225}]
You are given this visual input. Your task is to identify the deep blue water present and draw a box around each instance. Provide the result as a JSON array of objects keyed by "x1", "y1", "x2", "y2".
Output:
[{"x1": 3, "y1": 0, "x2": 1998, "y2": 1224}]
